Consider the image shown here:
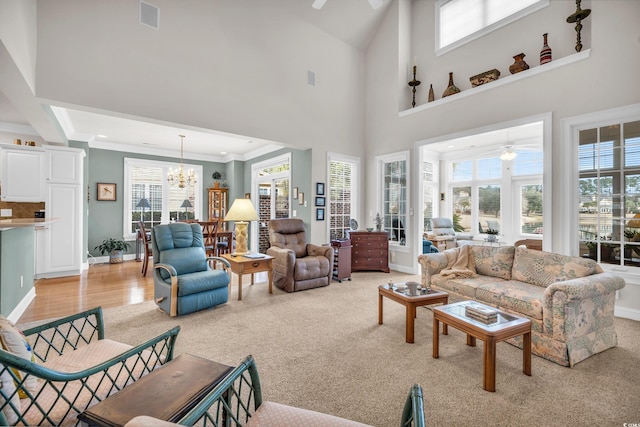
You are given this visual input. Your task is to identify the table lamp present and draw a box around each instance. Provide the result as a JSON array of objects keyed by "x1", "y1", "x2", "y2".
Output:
[
  {"x1": 225, "y1": 199, "x2": 258, "y2": 255},
  {"x1": 180, "y1": 199, "x2": 192, "y2": 221},
  {"x1": 136, "y1": 198, "x2": 151, "y2": 222}
]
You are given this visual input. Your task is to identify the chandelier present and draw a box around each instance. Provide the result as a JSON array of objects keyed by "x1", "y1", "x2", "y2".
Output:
[{"x1": 167, "y1": 135, "x2": 196, "y2": 188}]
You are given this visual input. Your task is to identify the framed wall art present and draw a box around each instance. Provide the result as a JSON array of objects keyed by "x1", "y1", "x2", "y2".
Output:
[
  {"x1": 316, "y1": 182, "x2": 325, "y2": 195},
  {"x1": 316, "y1": 208, "x2": 325, "y2": 221},
  {"x1": 315, "y1": 196, "x2": 325, "y2": 207},
  {"x1": 97, "y1": 183, "x2": 116, "y2": 201}
]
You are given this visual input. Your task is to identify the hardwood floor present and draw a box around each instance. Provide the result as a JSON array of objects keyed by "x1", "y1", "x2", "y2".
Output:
[
  {"x1": 18, "y1": 260, "x2": 155, "y2": 323},
  {"x1": 18, "y1": 259, "x2": 266, "y2": 324}
]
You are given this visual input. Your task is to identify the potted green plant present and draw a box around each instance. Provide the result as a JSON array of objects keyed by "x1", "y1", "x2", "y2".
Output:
[
  {"x1": 95, "y1": 238, "x2": 131, "y2": 264},
  {"x1": 485, "y1": 228, "x2": 499, "y2": 243},
  {"x1": 212, "y1": 171, "x2": 222, "y2": 188}
]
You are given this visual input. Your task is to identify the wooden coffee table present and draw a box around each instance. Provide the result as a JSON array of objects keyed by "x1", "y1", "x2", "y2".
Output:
[
  {"x1": 378, "y1": 284, "x2": 448, "y2": 343},
  {"x1": 432, "y1": 300, "x2": 532, "y2": 392},
  {"x1": 78, "y1": 353, "x2": 233, "y2": 426},
  {"x1": 221, "y1": 253, "x2": 273, "y2": 300}
]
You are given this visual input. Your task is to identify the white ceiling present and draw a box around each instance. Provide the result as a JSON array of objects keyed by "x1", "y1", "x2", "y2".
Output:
[{"x1": 0, "y1": 0, "x2": 392, "y2": 160}]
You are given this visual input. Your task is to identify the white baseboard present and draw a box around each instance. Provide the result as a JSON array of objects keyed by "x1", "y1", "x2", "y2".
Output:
[
  {"x1": 388, "y1": 263, "x2": 415, "y2": 274},
  {"x1": 615, "y1": 305, "x2": 640, "y2": 321},
  {"x1": 8, "y1": 287, "x2": 36, "y2": 323}
]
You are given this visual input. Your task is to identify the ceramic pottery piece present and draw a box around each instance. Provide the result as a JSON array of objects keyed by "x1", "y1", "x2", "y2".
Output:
[
  {"x1": 469, "y1": 69, "x2": 501, "y2": 87},
  {"x1": 509, "y1": 53, "x2": 529, "y2": 74},
  {"x1": 540, "y1": 33, "x2": 552, "y2": 64},
  {"x1": 428, "y1": 84, "x2": 435, "y2": 102},
  {"x1": 442, "y1": 72, "x2": 460, "y2": 98}
]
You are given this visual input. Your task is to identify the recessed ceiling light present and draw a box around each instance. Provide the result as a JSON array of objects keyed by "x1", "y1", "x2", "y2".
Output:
[
  {"x1": 220, "y1": 151, "x2": 227, "y2": 155},
  {"x1": 97, "y1": 134, "x2": 107, "y2": 138},
  {"x1": 143, "y1": 142, "x2": 152, "y2": 145}
]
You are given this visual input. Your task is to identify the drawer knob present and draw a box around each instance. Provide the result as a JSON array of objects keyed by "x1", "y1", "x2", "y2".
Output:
[{"x1": 253, "y1": 262, "x2": 260, "y2": 268}]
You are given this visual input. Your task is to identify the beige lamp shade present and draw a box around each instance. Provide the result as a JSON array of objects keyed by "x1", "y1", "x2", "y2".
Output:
[{"x1": 225, "y1": 199, "x2": 259, "y2": 254}]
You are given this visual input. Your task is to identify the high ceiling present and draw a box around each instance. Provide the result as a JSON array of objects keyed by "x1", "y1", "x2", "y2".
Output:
[{"x1": 0, "y1": 0, "x2": 391, "y2": 160}]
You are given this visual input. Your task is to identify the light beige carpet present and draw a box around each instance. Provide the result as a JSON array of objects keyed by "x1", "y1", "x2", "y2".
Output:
[{"x1": 22, "y1": 272, "x2": 640, "y2": 426}]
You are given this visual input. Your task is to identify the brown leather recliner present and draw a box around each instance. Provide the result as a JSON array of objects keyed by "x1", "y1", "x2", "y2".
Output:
[{"x1": 266, "y1": 218, "x2": 334, "y2": 292}]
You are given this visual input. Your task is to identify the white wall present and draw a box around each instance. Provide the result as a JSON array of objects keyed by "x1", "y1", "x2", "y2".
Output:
[
  {"x1": 33, "y1": 0, "x2": 367, "y2": 243},
  {"x1": 364, "y1": 0, "x2": 640, "y2": 315}
]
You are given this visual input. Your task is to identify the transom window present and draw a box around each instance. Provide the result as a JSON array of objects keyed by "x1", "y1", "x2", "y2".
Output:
[{"x1": 436, "y1": 0, "x2": 548, "y2": 54}]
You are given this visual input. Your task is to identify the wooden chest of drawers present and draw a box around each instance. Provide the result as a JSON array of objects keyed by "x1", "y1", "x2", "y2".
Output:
[{"x1": 348, "y1": 231, "x2": 389, "y2": 273}]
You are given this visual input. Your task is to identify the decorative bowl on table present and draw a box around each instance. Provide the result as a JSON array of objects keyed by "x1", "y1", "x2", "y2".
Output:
[{"x1": 366, "y1": 227, "x2": 374, "y2": 232}]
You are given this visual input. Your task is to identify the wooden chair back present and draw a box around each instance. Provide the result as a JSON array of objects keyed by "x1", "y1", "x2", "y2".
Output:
[
  {"x1": 198, "y1": 220, "x2": 220, "y2": 257},
  {"x1": 514, "y1": 239, "x2": 542, "y2": 251}
]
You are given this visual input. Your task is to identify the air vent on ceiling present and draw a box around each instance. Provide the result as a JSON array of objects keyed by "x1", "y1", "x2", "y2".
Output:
[
  {"x1": 307, "y1": 70, "x2": 316, "y2": 87},
  {"x1": 140, "y1": 1, "x2": 159, "y2": 29}
]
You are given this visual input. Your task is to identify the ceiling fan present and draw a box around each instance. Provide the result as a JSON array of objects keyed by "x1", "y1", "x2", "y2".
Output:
[
  {"x1": 494, "y1": 143, "x2": 541, "y2": 161},
  {"x1": 312, "y1": 0, "x2": 384, "y2": 10}
]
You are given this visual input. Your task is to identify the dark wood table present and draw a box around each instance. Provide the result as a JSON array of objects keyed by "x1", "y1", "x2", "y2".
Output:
[
  {"x1": 78, "y1": 354, "x2": 233, "y2": 426},
  {"x1": 378, "y1": 284, "x2": 448, "y2": 343},
  {"x1": 432, "y1": 300, "x2": 532, "y2": 392}
]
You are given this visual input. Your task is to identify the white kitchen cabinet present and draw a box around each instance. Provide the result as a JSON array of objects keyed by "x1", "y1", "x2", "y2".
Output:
[
  {"x1": 40, "y1": 183, "x2": 82, "y2": 276},
  {"x1": 45, "y1": 146, "x2": 82, "y2": 184},
  {"x1": 0, "y1": 146, "x2": 45, "y2": 202}
]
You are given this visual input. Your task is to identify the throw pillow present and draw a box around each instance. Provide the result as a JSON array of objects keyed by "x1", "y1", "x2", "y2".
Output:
[
  {"x1": 0, "y1": 316, "x2": 38, "y2": 397},
  {"x1": 511, "y1": 247, "x2": 598, "y2": 287},
  {"x1": 0, "y1": 368, "x2": 20, "y2": 425}
]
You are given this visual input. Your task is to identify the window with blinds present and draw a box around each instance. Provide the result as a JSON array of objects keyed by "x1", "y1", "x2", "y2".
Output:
[
  {"x1": 125, "y1": 158, "x2": 202, "y2": 239},
  {"x1": 436, "y1": 0, "x2": 547, "y2": 54},
  {"x1": 328, "y1": 156, "x2": 359, "y2": 241},
  {"x1": 578, "y1": 120, "x2": 640, "y2": 267}
]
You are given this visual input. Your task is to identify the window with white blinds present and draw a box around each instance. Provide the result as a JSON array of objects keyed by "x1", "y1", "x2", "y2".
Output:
[
  {"x1": 124, "y1": 158, "x2": 202, "y2": 239},
  {"x1": 436, "y1": 0, "x2": 547, "y2": 54},
  {"x1": 578, "y1": 120, "x2": 640, "y2": 268},
  {"x1": 328, "y1": 154, "x2": 359, "y2": 241}
]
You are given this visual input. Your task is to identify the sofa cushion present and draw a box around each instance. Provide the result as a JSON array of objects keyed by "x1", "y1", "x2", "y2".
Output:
[
  {"x1": 246, "y1": 401, "x2": 371, "y2": 427},
  {"x1": 472, "y1": 246, "x2": 515, "y2": 280},
  {"x1": 0, "y1": 317, "x2": 38, "y2": 397},
  {"x1": 432, "y1": 274, "x2": 503, "y2": 299},
  {"x1": 476, "y1": 280, "x2": 545, "y2": 320},
  {"x1": 512, "y1": 247, "x2": 599, "y2": 287}
]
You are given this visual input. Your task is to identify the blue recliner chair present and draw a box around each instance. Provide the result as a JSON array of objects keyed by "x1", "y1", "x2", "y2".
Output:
[
  {"x1": 422, "y1": 237, "x2": 439, "y2": 254},
  {"x1": 152, "y1": 222, "x2": 230, "y2": 316}
]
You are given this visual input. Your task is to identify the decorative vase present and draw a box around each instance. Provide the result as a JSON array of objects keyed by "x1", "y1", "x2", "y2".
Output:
[
  {"x1": 442, "y1": 72, "x2": 460, "y2": 98},
  {"x1": 539, "y1": 33, "x2": 552, "y2": 65},
  {"x1": 428, "y1": 84, "x2": 435, "y2": 102},
  {"x1": 509, "y1": 53, "x2": 529, "y2": 74},
  {"x1": 486, "y1": 235, "x2": 497, "y2": 243},
  {"x1": 213, "y1": 181, "x2": 220, "y2": 189}
]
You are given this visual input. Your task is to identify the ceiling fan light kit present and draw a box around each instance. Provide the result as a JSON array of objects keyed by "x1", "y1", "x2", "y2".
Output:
[{"x1": 312, "y1": 0, "x2": 383, "y2": 10}]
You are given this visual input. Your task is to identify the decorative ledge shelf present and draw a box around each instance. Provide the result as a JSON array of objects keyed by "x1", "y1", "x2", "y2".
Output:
[{"x1": 399, "y1": 49, "x2": 591, "y2": 118}]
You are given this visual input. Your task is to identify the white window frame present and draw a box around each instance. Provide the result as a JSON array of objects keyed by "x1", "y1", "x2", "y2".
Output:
[
  {"x1": 435, "y1": 0, "x2": 549, "y2": 56},
  {"x1": 327, "y1": 152, "x2": 360, "y2": 240},
  {"x1": 123, "y1": 157, "x2": 203, "y2": 240},
  {"x1": 562, "y1": 103, "x2": 640, "y2": 284},
  {"x1": 377, "y1": 151, "x2": 410, "y2": 251}
]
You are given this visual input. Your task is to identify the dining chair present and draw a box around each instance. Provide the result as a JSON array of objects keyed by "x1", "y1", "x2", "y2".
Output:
[
  {"x1": 198, "y1": 220, "x2": 220, "y2": 257},
  {"x1": 138, "y1": 221, "x2": 152, "y2": 276}
]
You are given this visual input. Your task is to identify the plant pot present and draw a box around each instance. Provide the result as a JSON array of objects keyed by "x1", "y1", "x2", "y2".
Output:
[{"x1": 110, "y1": 250, "x2": 124, "y2": 264}]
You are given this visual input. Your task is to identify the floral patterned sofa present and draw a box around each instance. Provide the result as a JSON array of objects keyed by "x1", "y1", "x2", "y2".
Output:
[{"x1": 418, "y1": 246, "x2": 626, "y2": 367}]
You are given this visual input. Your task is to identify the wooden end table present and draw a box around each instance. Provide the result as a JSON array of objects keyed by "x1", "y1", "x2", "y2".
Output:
[
  {"x1": 78, "y1": 353, "x2": 233, "y2": 426},
  {"x1": 378, "y1": 284, "x2": 448, "y2": 343},
  {"x1": 432, "y1": 300, "x2": 532, "y2": 392},
  {"x1": 221, "y1": 253, "x2": 273, "y2": 300}
]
